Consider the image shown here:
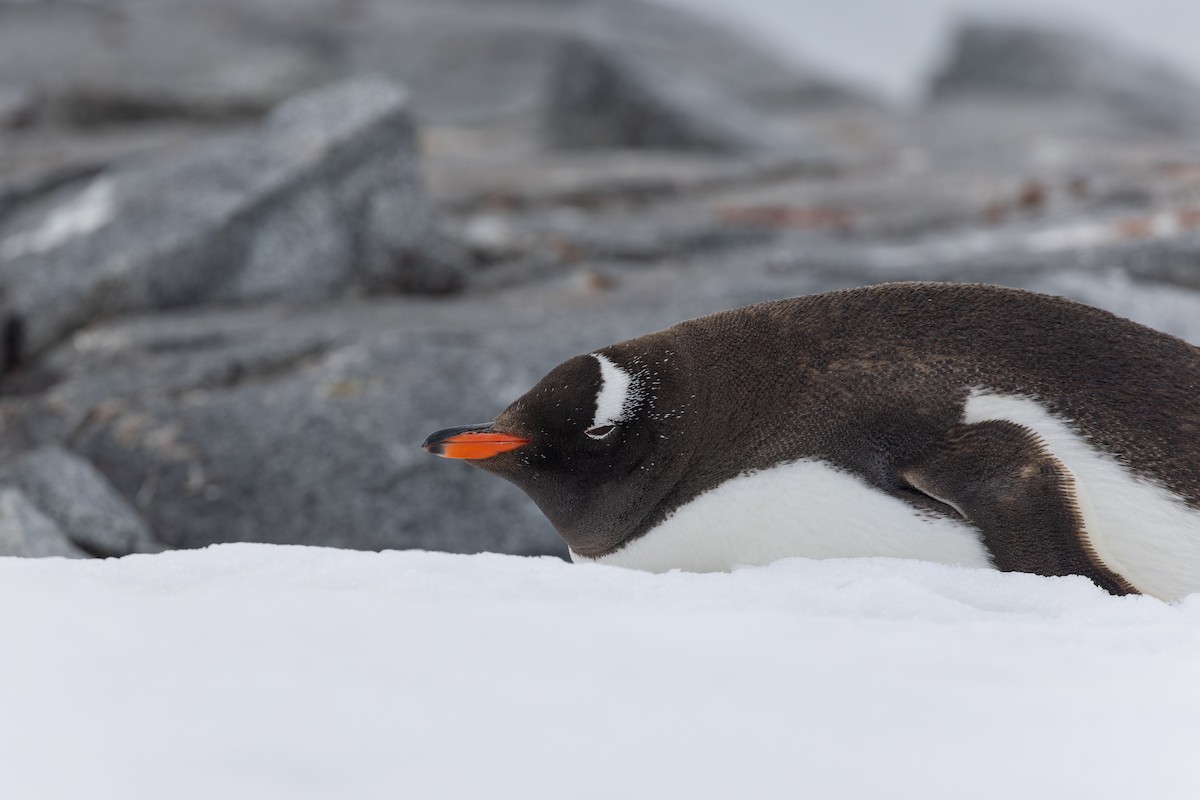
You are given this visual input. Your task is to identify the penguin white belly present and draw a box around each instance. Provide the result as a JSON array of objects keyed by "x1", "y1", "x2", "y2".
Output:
[
  {"x1": 964, "y1": 391, "x2": 1200, "y2": 601},
  {"x1": 571, "y1": 459, "x2": 994, "y2": 573}
]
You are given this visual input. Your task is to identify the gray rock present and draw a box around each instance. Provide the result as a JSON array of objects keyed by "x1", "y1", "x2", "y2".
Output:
[
  {"x1": 0, "y1": 487, "x2": 88, "y2": 558},
  {"x1": 458, "y1": 207, "x2": 770, "y2": 270},
  {"x1": 929, "y1": 19, "x2": 1200, "y2": 132},
  {"x1": 588, "y1": 1, "x2": 870, "y2": 114},
  {"x1": 0, "y1": 0, "x2": 853, "y2": 234},
  {"x1": 0, "y1": 121, "x2": 234, "y2": 227},
  {"x1": 16, "y1": 302, "x2": 585, "y2": 557},
  {"x1": 0, "y1": 1, "x2": 321, "y2": 128},
  {"x1": 346, "y1": 0, "x2": 866, "y2": 126},
  {"x1": 0, "y1": 76, "x2": 462, "y2": 361},
  {"x1": 766, "y1": 217, "x2": 1200, "y2": 290},
  {"x1": 427, "y1": 144, "x2": 827, "y2": 213},
  {"x1": 0, "y1": 85, "x2": 35, "y2": 129},
  {"x1": 538, "y1": 4, "x2": 851, "y2": 156},
  {"x1": 544, "y1": 37, "x2": 777, "y2": 153},
  {"x1": 0, "y1": 0, "x2": 866, "y2": 130},
  {"x1": 1, "y1": 446, "x2": 161, "y2": 557}
]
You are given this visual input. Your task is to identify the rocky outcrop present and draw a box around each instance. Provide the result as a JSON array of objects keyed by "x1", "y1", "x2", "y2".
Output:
[
  {"x1": 0, "y1": 0, "x2": 321, "y2": 129},
  {"x1": 544, "y1": 38, "x2": 780, "y2": 153},
  {"x1": 0, "y1": 488, "x2": 88, "y2": 558},
  {"x1": 1, "y1": 446, "x2": 162, "y2": 557},
  {"x1": 9, "y1": 299, "x2": 599, "y2": 558},
  {"x1": 0, "y1": 444, "x2": 160, "y2": 558},
  {"x1": 929, "y1": 20, "x2": 1200, "y2": 131},
  {"x1": 0, "y1": 0, "x2": 854, "y2": 256},
  {"x1": 0, "y1": 77, "x2": 461, "y2": 363},
  {"x1": 0, "y1": 86, "x2": 34, "y2": 130},
  {"x1": 0, "y1": 0, "x2": 864, "y2": 129}
]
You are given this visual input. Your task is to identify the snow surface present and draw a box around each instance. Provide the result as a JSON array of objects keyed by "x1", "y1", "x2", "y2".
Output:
[{"x1": 1, "y1": 545, "x2": 1198, "y2": 800}]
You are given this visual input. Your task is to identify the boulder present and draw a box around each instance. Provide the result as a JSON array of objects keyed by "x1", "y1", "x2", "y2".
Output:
[
  {"x1": 1, "y1": 446, "x2": 162, "y2": 557},
  {"x1": 584, "y1": 1, "x2": 869, "y2": 114},
  {"x1": 928, "y1": 20, "x2": 1200, "y2": 131},
  {"x1": 15, "y1": 300, "x2": 589, "y2": 557},
  {"x1": 0, "y1": 86, "x2": 35, "y2": 129},
  {"x1": 0, "y1": 487, "x2": 88, "y2": 558},
  {"x1": 543, "y1": 37, "x2": 780, "y2": 153},
  {"x1": 0, "y1": 76, "x2": 463, "y2": 362},
  {"x1": 0, "y1": 0, "x2": 321, "y2": 128},
  {"x1": 0, "y1": 120, "x2": 233, "y2": 230},
  {"x1": 539, "y1": 0, "x2": 855, "y2": 156},
  {"x1": 0, "y1": 0, "x2": 869, "y2": 130},
  {"x1": 0, "y1": 0, "x2": 855, "y2": 235},
  {"x1": 766, "y1": 216, "x2": 1200, "y2": 290},
  {"x1": 345, "y1": 0, "x2": 866, "y2": 126}
]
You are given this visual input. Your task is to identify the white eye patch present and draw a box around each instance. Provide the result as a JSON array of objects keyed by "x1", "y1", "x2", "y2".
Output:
[
  {"x1": 585, "y1": 424, "x2": 616, "y2": 440},
  {"x1": 590, "y1": 353, "x2": 636, "y2": 431}
]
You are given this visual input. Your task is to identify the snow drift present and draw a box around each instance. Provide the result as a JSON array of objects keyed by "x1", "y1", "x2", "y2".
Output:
[{"x1": 0, "y1": 545, "x2": 1197, "y2": 799}]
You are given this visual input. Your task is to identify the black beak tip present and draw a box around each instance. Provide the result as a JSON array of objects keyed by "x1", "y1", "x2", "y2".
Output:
[{"x1": 421, "y1": 423, "x2": 493, "y2": 452}]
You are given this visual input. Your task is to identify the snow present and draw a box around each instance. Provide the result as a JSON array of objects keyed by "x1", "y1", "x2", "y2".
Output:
[{"x1": 1, "y1": 545, "x2": 1198, "y2": 800}]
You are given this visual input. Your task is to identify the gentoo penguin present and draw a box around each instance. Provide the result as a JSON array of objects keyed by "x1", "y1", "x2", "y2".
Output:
[{"x1": 423, "y1": 283, "x2": 1200, "y2": 600}]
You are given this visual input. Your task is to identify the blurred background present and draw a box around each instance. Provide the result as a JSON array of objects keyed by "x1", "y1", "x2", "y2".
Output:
[
  {"x1": 668, "y1": 0, "x2": 1200, "y2": 102},
  {"x1": 1, "y1": 0, "x2": 1199, "y2": 562}
]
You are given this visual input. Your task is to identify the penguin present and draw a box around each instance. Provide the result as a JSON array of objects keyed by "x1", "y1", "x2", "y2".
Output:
[{"x1": 422, "y1": 282, "x2": 1200, "y2": 600}]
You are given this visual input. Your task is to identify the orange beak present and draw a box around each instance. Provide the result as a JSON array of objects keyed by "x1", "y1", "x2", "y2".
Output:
[{"x1": 422, "y1": 424, "x2": 530, "y2": 460}]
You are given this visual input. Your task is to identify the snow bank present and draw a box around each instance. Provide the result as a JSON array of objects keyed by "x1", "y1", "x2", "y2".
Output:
[{"x1": 0, "y1": 545, "x2": 1197, "y2": 800}]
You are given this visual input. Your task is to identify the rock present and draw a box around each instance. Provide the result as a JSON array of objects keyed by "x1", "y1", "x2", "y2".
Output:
[
  {"x1": 540, "y1": 0, "x2": 855, "y2": 157},
  {"x1": 1, "y1": 446, "x2": 161, "y2": 557},
  {"x1": 0, "y1": 76, "x2": 463, "y2": 361},
  {"x1": 426, "y1": 144, "x2": 827, "y2": 213},
  {"x1": 0, "y1": 487, "x2": 88, "y2": 558},
  {"x1": 0, "y1": 121, "x2": 234, "y2": 227},
  {"x1": 544, "y1": 37, "x2": 778, "y2": 153},
  {"x1": 589, "y1": 1, "x2": 870, "y2": 115},
  {"x1": 0, "y1": 85, "x2": 35, "y2": 129},
  {"x1": 458, "y1": 207, "x2": 770, "y2": 271},
  {"x1": 11, "y1": 301, "x2": 584, "y2": 557},
  {"x1": 765, "y1": 219, "x2": 1200, "y2": 290},
  {"x1": 0, "y1": 1, "x2": 321, "y2": 128},
  {"x1": 0, "y1": 0, "x2": 853, "y2": 231},
  {"x1": 928, "y1": 19, "x2": 1200, "y2": 132},
  {"x1": 0, "y1": 0, "x2": 867, "y2": 130},
  {"x1": 347, "y1": 0, "x2": 865, "y2": 126}
]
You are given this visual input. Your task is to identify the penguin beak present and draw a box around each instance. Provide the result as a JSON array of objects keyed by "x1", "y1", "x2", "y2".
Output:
[{"x1": 422, "y1": 423, "x2": 530, "y2": 460}]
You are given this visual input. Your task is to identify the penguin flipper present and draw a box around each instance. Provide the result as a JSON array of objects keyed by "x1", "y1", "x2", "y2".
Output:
[{"x1": 900, "y1": 420, "x2": 1137, "y2": 595}]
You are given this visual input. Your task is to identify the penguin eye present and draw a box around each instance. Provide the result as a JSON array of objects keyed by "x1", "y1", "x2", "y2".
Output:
[{"x1": 585, "y1": 425, "x2": 616, "y2": 440}]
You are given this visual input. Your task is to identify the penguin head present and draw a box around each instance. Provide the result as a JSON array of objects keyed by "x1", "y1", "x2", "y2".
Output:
[{"x1": 423, "y1": 343, "x2": 696, "y2": 556}]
